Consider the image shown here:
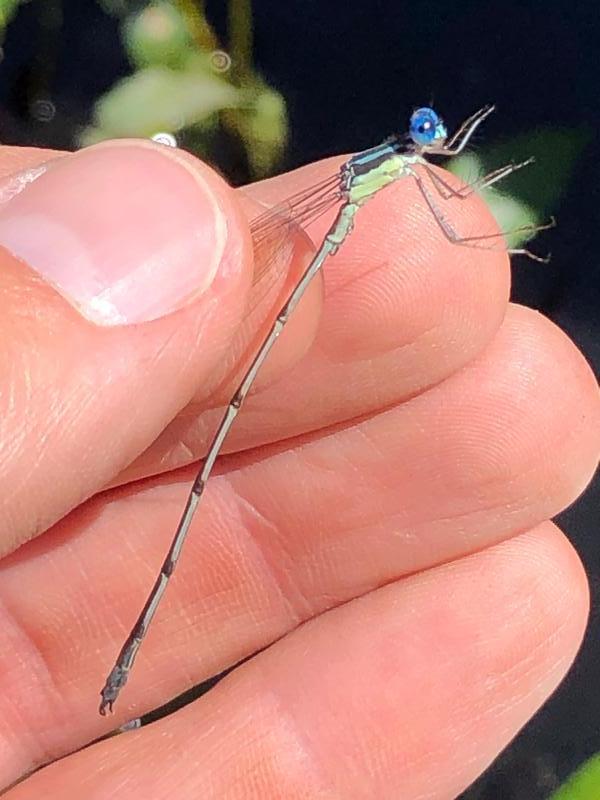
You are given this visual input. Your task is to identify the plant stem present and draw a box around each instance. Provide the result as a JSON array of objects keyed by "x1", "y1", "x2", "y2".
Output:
[
  {"x1": 228, "y1": 0, "x2": 253, "y2": 82},
  {"x1": 174, "y1": 0, "x2": 217, "y2": 50}
]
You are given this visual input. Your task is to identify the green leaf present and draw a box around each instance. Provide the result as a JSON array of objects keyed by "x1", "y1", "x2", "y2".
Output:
[
  {"x1": 225, "y1": 82, "x2": 288, "y2": 177},
  {"x1": 448, "y1": 152, "x2": 539, "y2": 247},
  {"x1": 549, "y1": 753, "x2": 600, "y2": 800},
  {"x1": 452, "y1": 127, "x2": 589, "y2": 218},
  {"x1": 447, "y1": 127, "x2": 587, "y2": 248},
  {"x1": 124, "y1": 3, "x2": 193, "y2": 70},
  {"x1": 85, "y1": 0, "x2": 289, "y2": 180},
  {"x1": 0, "y1": 0, "x2": 24, "y2": 30},
  {"x1": 482, "y1": 189, "x2": 539, "y2": 248},
  {"x1": 80, "y1": 63, "x2": 243, "y2": 143}
]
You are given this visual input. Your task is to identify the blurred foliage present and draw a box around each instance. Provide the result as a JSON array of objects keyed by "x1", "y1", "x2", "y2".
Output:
[
  {"x1": 449, "y1": 127, "x2": 589, "y2": 248},
  {"x1": 450, "y1": 150, "x2": 539, "y2": 249},
  {"x1": 0, "y1": 2, "x2": 587, "y2": 243},
  {"x1": 549, "y1": 753, "x2": 600, "y2": 799},
  {"x1": 0, "y1": 0, "x2": 25, "y2": 33},
  {"x1": 81, "y1": 0, "x2": 288, "y2": 179}
]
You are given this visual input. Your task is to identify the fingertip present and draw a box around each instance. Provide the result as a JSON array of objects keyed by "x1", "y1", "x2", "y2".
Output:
[
  {"x1": 501, "y1": 305, "x2": 600, "y2": 504},
  {"x1": 527, "y1": 521, "x2": 590, "y2": 638},
  {"x1": 0, "y1": 139, "x2": 255, "y2": 327}
]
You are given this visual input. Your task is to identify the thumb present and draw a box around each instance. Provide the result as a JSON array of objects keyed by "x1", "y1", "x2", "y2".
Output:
[{"x1": 0, "y1": 140, "x2": 253, "y2": 556}]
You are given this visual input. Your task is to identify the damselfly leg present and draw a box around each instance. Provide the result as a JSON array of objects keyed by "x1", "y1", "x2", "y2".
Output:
[{"x1": 411, "y1": 160, "x2": 554, "y2": 262}]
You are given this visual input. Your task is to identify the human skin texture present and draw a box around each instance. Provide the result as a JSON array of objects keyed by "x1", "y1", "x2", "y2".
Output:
[{"x1": 0, "y1": 140, "x2": 597, "y2": 799}]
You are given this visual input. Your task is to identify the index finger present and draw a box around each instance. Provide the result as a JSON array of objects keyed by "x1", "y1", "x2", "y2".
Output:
[{"x1": 118, "y1": 152, "x2": 511, "y2": 485}]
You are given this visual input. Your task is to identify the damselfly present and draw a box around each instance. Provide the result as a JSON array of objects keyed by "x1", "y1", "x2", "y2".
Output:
[{"x1": 99, "y1": 104, "x2": 551, "y2": 715}]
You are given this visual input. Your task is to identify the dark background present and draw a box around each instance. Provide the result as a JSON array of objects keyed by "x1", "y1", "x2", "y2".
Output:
[{"x1": 0, "y1": 2, "x2": 598, "y2": 797}]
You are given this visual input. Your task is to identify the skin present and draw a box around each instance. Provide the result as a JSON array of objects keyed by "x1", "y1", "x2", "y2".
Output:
[{"x1": 0, "y1": 140, "x2": 598, "y2": 799}]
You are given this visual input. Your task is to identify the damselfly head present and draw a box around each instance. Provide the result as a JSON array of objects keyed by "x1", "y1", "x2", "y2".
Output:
[{"x1": 409, "y1": 107, "x2": 448, "y2": 149}]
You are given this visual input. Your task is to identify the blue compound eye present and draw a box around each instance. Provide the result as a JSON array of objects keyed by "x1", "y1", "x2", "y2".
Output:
[{"x1": 409, "y1": 107, "x2": 447, "y2": 147}]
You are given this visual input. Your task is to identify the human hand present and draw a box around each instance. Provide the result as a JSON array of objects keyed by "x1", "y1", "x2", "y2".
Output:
[{"x1": 0, "y1": 140, "x2": 597, "y2": 798}]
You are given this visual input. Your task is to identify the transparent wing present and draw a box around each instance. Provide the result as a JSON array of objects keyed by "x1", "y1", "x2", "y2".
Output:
[
  {"x1": 250, "y1": 171, "x2": 342, "y2": 248},
  {"x1": 207, "y1": 170, "x2": 344, "y2": 405},
  {"x1": 248, "y1": 170, "x2": 343, "y2": 296}
]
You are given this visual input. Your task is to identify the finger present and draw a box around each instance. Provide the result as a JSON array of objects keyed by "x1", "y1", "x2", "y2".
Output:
[
  {"x1": 84, "y1": 306, "x2": 598, "y2": 714},
  {"x1": 0, "y1": 141, "x2": 322, "y2": 555},
  {"x1": 0, "y1": 302, "x2": 596, "y2": 777},
  {"x1": 117, "y1": 157, "x2": 511, "y2": 484},
  {"x1": 0, "y1": 147, "x2": 65, "y2": 189},
  {"x1": 3, "y1": 523, "x2": 588, "y2": 799}
]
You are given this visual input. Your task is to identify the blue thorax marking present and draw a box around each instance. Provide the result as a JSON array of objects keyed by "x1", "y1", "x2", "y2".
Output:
[{"x1": 347, "y1": 141, "x2": 400, "y2": 177}]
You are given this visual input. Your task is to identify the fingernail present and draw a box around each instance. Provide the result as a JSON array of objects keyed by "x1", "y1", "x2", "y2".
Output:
[{"x1": 0, "y1": 142, "x2": 228, "y2": 325}]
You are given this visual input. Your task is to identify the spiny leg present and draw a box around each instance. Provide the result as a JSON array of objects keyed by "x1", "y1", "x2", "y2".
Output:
[
  {"x1": 429, "y1": 105, "x2": 495, "y2": 156},
  {"x1": 444, "y1": 105, "x2": 494, "y2": 150},
  {"x1": 411, "y1": 169, "x2": 553, "y2": 262},
  {"x1": 422, "y1": 158, "x2": 535, "y2": 201}
]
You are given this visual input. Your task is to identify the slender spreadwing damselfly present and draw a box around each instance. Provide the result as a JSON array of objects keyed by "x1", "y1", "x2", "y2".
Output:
[{"x1": 99, "y1": 104, "x2": 552, "y2": 715}]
